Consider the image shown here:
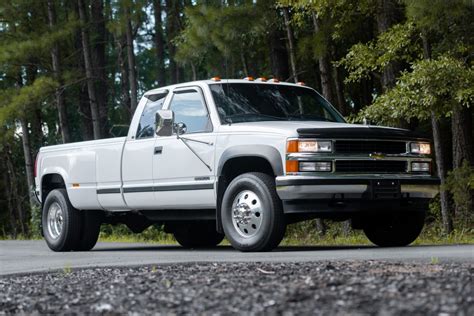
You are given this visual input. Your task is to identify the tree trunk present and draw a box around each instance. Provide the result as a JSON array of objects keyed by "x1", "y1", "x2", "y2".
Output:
[
  {"x1": 422, "y1": 34, "x2": 453, "y2": 233},
  {"x1": 431, "y1": 114, "x2": 453, "y2": 233},
  {"x1": 78, "y1": 0, "x2": 101, "y2": 139},
  {"x1": 6, "y1": 145, "x2": 28, "y2": 236},
  {"x1": 191, "y1": 62, "x2": 197, "y2": 81},
  {"x1": 125, "y1": 4, "x2": 138, "y2": 115},
  {"x1": 25, "y1": 65, "x2": 43, "y2": 149},
  {"x1": 267, "y1": 28, "x2": 290, "y2": 81},
  {"x1": 90, "y1": 0, "x2": 109, "y2": 138},
  {"x1": 452, "y1": 106, "x2": 474, "y2": 168},
  {"x1": 116, "y1": 33, "x2": 132, "y2": 121},
  {"x1": 74, "y1": 24, "x2": 94, "y2": 141},
  {"x1": 315, "y1": 219, "x2": 326, "y2": 236},
  {"x1": 312, "y1": 13, "x2": 338, "y2": 108},
  {"x1": 153, "y1": 0, "x2": 166, "y2": 86},
  {"x1": 332, "y1": 59, "x2": 346, "y2": 115},
  {"x1": 3, "y1": 151, "x2": 18, "y2": 238},
  {"x1": 451, "y1": 106, "x2": 474, "y2": 220},
  {"x1": 376, "y1": 0, "x2": 402, "y2": 90},
  {"x1": 47, "y1": 0, "x2": 70, "y2": 143},
  {"x1": 19, "y1": 117, "x2": 35, "y2": 228},
  {"x1": 166, "y1": 0, "x2": 179, "y2": 84},
  {"x1": 282, "y1": 7, "x2": 298, "y2": 83},
  {"x1": 240, "y1": 52, "x2": 249, "y2": 77},
  {"x1": 79, "y1": 83, "x2": 94, "y2": 140}
]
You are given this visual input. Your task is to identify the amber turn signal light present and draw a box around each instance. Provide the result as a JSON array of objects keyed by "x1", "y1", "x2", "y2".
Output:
[
  {"x1": 286, "y1": 140, "x2": 299, "y2": 153},
  {"x1": 286, "y1": 160, "x2": 299, "y2": 173}
]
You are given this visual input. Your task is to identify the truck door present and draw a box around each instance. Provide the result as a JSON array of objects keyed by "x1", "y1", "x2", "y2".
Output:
[
  {"x1": 121, "y1": 91, "x2": 168, "y2": 209},
  {"x1": 153, "y1": 87, "x2": 216, "y2": 209}
]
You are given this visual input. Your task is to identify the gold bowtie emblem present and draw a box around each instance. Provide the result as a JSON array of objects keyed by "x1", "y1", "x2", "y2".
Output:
[{"x1": 369, "y1": 152, "x2": 385, "y2": 160}]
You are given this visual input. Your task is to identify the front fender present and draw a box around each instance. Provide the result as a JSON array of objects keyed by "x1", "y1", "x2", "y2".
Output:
[{"x1": 217, "y1": 145, "x2": 284, "y2": 176}]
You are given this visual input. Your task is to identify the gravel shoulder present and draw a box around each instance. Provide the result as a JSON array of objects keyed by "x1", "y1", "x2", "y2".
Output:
[{"x1": 1, "y1": 261, "x2": 473, "y2": 315}]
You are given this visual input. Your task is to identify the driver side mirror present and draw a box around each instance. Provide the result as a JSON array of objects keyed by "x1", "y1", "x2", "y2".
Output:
[{"x1": 155, "y1": 109, "x2": 174, "y2": 137}]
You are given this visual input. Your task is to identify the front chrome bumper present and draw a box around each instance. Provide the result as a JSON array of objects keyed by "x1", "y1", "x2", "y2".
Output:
[{"x1": 276, "y1": 174, "x2": 440, "y2": 200}]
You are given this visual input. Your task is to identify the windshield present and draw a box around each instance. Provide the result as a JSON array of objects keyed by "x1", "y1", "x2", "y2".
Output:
[{"x1": 209, "y1": 83, "x2": 345, "y2": 124}]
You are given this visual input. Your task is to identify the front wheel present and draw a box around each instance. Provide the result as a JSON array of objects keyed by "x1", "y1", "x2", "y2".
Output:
[
  {"x1": 363, "y1": 211, "x2": 425, "y2": 247},
  {"x1": 221, "y1": 172, "x2": 286, "y2": 252}
]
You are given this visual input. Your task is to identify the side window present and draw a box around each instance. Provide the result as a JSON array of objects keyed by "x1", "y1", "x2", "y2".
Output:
[
  {"x1": 136, "y1": 92, "x2": 168, "y2": 139},
  {"x1": 169, "y1": 90, "x2": 212, "y2": 134}
]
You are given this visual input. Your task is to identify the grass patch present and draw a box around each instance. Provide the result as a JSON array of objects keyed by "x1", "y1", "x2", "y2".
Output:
[
  {"x1": 2, "y1": 219, "x2": 472, "y2": 246},
  {"x1": 97, "y1": 221, "x2": 474, "y2": 246}
]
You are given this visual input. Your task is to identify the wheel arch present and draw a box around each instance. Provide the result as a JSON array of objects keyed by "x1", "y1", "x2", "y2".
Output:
[
  {"x1": 41, "y1": 173, "x2": 67, "y2": 207},
  {"x1": 215, "y1": 145, "x2": 284, "y2": 233},
  {"x1": 217, "y1": 145, "x2": 283, "y2": 177}
]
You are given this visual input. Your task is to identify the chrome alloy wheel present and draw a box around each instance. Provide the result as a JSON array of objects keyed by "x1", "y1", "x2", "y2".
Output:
[
  {"x1": 47, "y1": 202, "x2": 64, "y2": 240},
  {"x1": 231, "y1": 190, "x2": 263, "y2": 238}
]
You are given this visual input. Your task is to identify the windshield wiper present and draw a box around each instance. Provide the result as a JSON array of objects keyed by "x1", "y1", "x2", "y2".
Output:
[
  {"x1": 286, "y1": 114, "x2": 333, "y2": 122},
  {"x1": 224, "y1": 113, "x2": 285, "y2": 123}
]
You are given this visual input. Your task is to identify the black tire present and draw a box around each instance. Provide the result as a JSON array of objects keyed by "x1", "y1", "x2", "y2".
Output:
[
  {"x1": 76, "y1": 210, "x2": 103, "y2": 251},
  {"x1": 363, "y1": 211, "x2": 425, "y2": 247},
  {"x1": 221, "y1": 172, "x2": 286, "y2": 252},
  {"x1": 173, "y1": 221, "x2": 224, "y2": 248},
  {"x1": 42, "y1": 189, "x2": 82, "y2": 252}
]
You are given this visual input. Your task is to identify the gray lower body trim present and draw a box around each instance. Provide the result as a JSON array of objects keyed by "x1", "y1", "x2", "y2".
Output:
[
  {"x1": 97, "y1": 184, "x2": 214, "y2": 194},
  {"x1": 97, "y1": 188, "x2": 121, "y2": 194},
  {"x1": 121, "y1": 183, "x2": 213, "y2": 194}
]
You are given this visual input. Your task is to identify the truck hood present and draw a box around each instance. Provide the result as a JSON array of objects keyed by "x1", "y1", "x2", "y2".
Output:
[{"x1": 217, "y1": 121, "x2": 426, "y2": 140}]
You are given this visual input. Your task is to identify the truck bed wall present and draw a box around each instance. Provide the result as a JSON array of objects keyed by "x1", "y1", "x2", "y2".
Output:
[{"x1": 38, "y1": 137, "x2": 127, "y2": 210}]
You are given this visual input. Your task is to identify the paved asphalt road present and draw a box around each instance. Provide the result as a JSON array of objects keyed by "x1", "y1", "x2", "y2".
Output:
[{"x1": 0, "y1": 240, "x2": 472, "y2": 275}]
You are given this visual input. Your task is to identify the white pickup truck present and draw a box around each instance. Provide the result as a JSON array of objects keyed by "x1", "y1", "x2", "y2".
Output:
[{"x1": 35, "y1": 78, "x2": 439, "y2": 252}]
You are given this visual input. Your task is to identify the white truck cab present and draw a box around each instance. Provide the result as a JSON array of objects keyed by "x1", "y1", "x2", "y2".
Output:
[{"x1": 35, "y1": 79, "x2": 439, "y2": 252}]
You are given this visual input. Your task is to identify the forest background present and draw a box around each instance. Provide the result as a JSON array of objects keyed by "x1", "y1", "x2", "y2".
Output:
[{"x1": 1, "y1": 0, "x2": 473, "y2": 243}]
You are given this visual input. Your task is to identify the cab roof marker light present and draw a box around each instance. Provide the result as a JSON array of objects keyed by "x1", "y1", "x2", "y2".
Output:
[
  {"x1": 297, "y1": 82, "x2": 305, "y2": 86},
  {"x1": 210, "y1": 77, "x2": 221, "y2": 81},
  {"x1": 255, "y1": 77, "x2": 267, "y2": 82},
  {"x1": 268, "y1": 78, "x2": 280, "y2": 83},
  {"x1": 243, "y1": 76, "x2": 254, "y2": 81}
]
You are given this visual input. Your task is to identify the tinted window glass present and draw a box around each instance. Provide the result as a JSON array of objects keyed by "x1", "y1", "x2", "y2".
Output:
[
  {"x1": 136, "y1": 92, "x2": 168, "y2": 139},
  {"x1": 169, "y1": 90, "x2": 212, "y2": 133},
  {"x1": 210, "y1": 83, "x2": 345, "y2": 123}
]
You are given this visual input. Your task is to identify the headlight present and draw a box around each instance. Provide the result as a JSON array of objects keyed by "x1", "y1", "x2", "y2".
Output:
[
  {"x1": 287, "y1": 140, "x2": 332, "y2": 153},
  {"x1": 410, "y1": 142, "x2": 431, "y2": 155},
  {"x1": 411, "y1": 162, "x2": 430, "y2": 172},
  {"x1": 299, "y1": 161, "x2": 332, "y2": 172}
]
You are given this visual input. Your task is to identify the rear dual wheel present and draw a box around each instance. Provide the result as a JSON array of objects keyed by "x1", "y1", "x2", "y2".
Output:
[
  {"x1": 363, "y1": 211, "x2": 425, "y2": 247},
  {"x1": 42, "y1": 189, "x2": 102, "y2": 252},
  {"x1": 173, "y1": 221, "x2": 224, "y2": 248}
]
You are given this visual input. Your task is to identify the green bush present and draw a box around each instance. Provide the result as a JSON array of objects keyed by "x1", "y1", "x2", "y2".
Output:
[{"x1": 444, "y1": 161, "x2": 474, "y2": 226}]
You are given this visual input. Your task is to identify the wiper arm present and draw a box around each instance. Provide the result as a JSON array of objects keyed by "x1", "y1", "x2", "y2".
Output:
[
  {"x1": 287, "y1": 114, "x2": 332, "y2": 122},
  {"x1": 224, "y1": 113, "x2": 285, "y2": 122}
]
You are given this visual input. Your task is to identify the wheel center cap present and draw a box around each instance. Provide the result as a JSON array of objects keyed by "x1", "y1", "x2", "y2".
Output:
[{"x1": 233, "y1": 203, "x2": 252, "y2": 224}]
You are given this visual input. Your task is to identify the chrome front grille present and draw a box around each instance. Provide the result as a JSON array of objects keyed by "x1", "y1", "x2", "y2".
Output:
[{"x1": 334, "y1": 140, "x2": 406, "y2": 154}]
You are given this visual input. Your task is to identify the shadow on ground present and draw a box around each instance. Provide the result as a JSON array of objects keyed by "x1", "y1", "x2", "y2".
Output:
[{"x1": 91, "y1": 244, "x2": 378, "y2": 252}]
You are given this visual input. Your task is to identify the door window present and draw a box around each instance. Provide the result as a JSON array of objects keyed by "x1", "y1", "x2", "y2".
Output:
[
  {"x1": 169, "y1": 90, "x2": 212, "y2": 134},
  {"x1": 136, "y1": 92, "x2": 168, "y2": 139}
]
